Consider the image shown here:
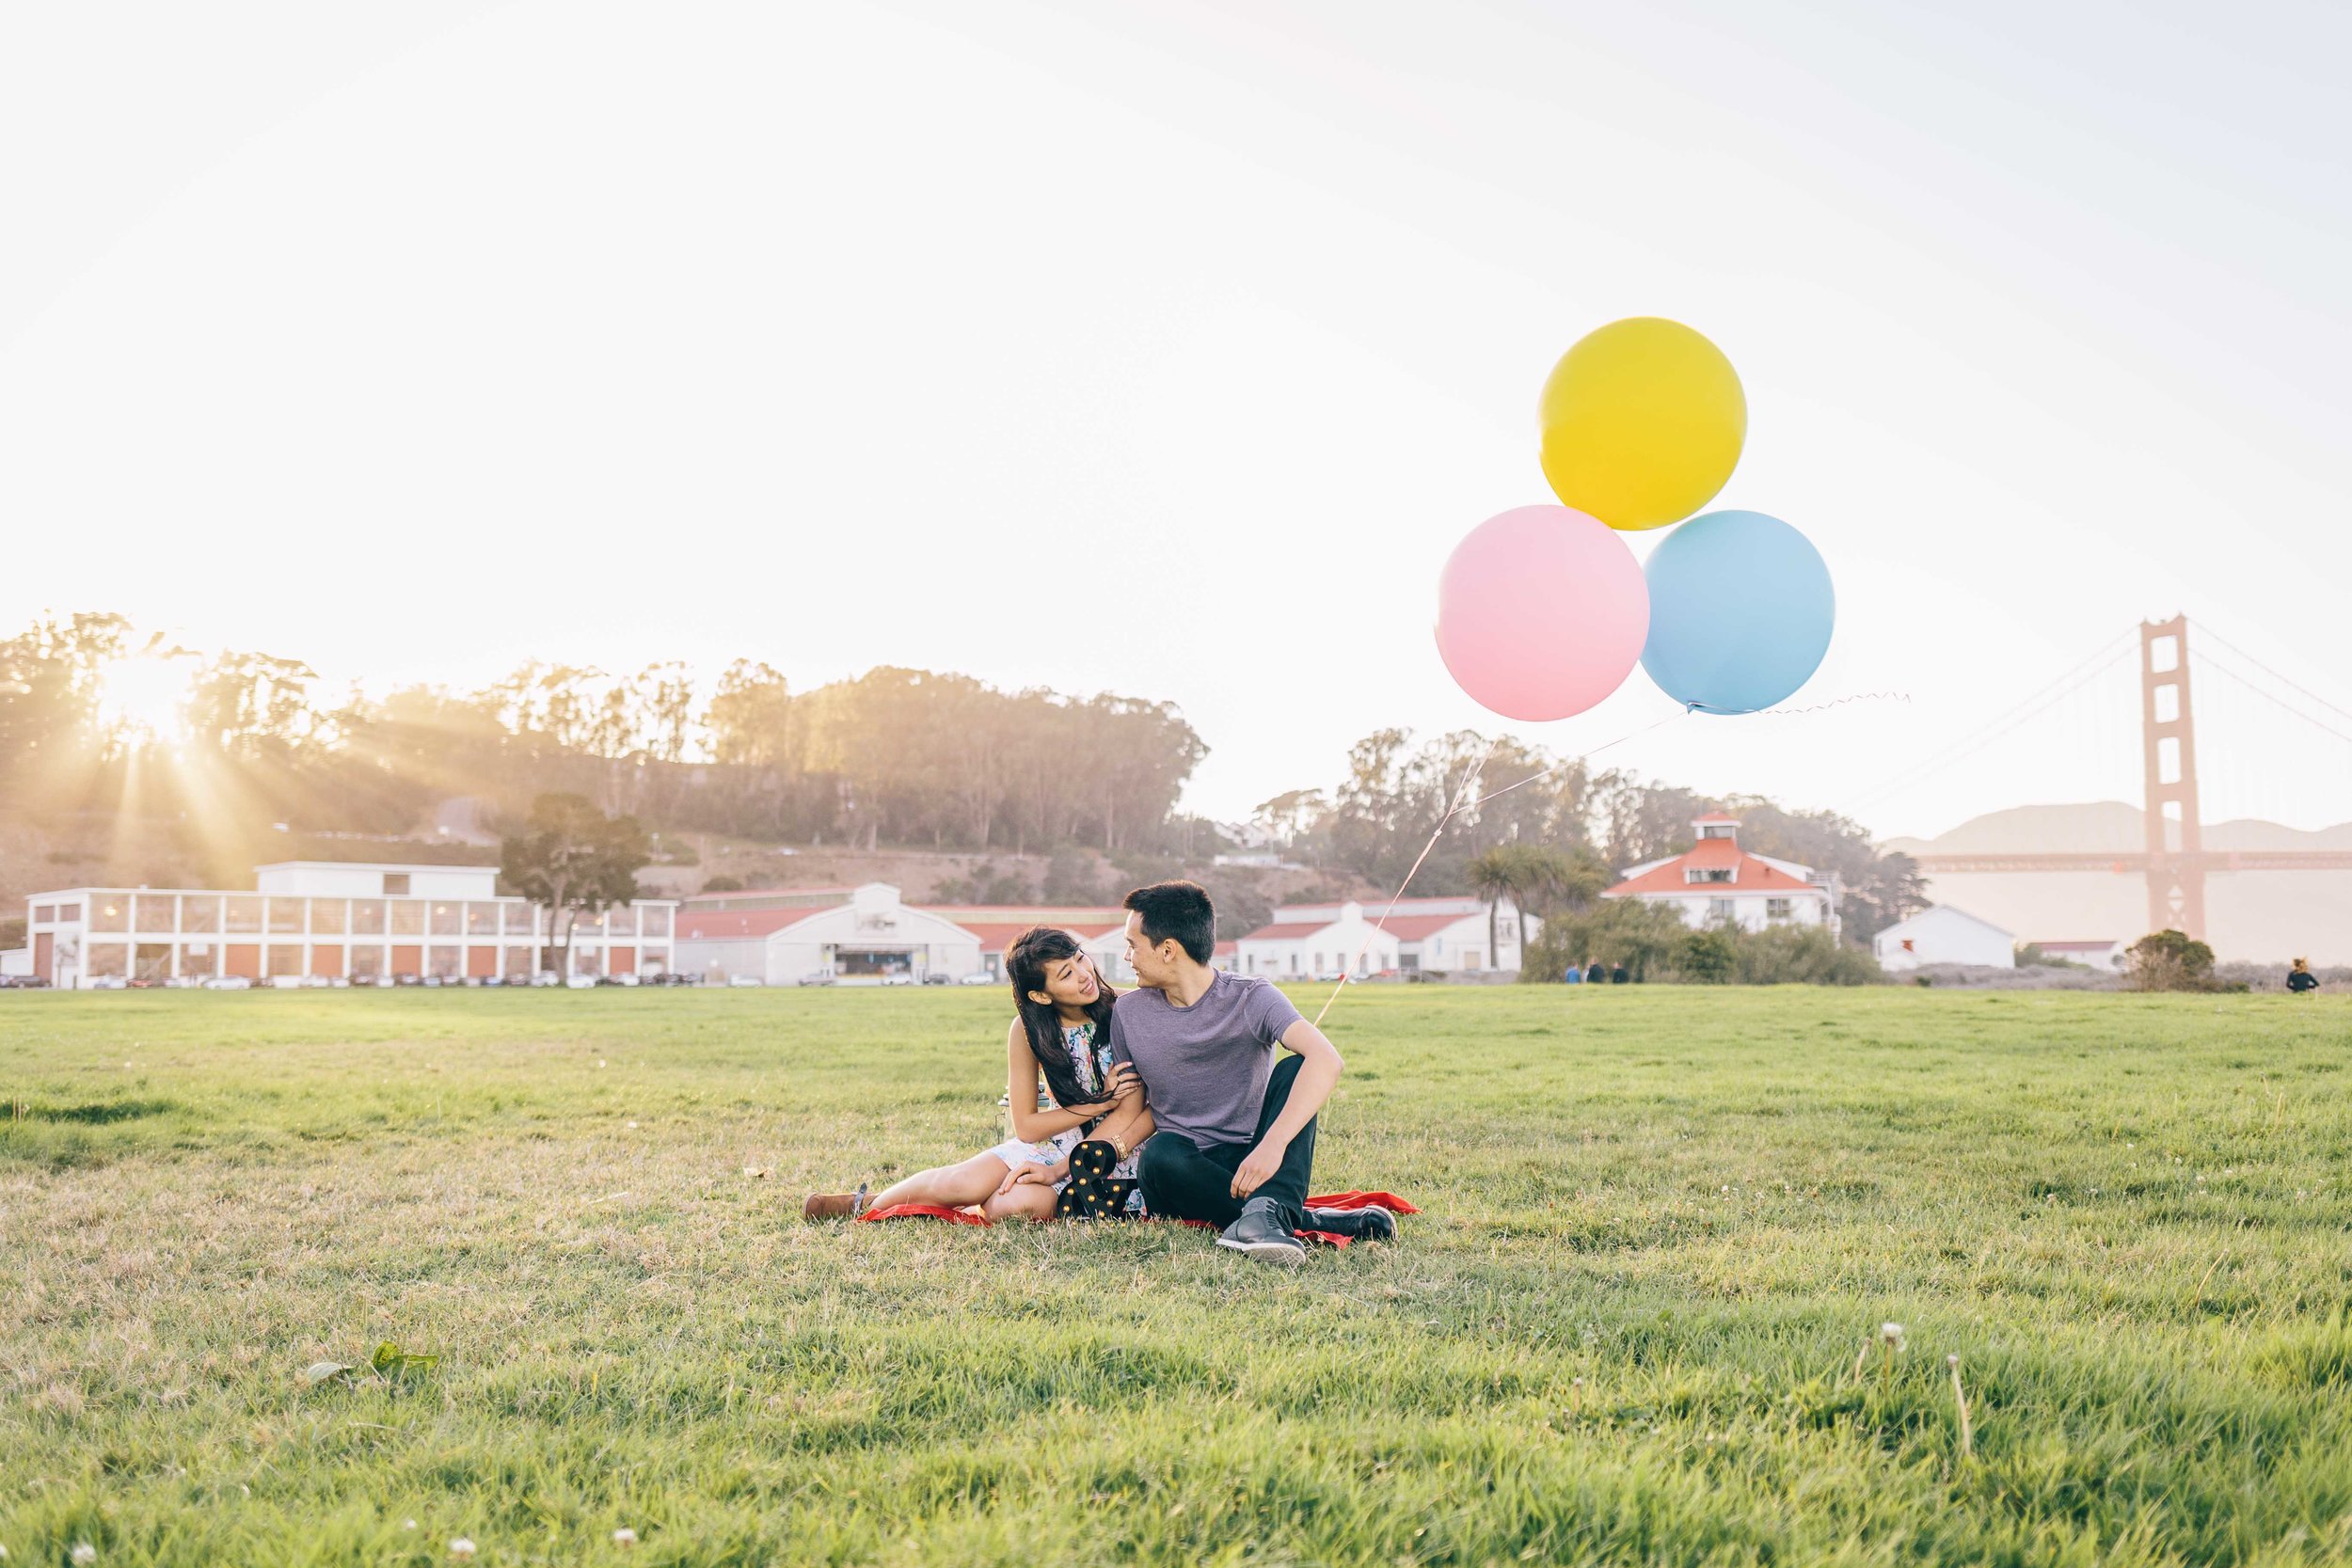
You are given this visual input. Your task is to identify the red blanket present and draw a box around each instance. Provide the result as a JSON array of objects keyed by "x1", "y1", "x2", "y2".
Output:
[{"x1": 857, "y1": 1189, "x2": 1417, "y2": 1247}]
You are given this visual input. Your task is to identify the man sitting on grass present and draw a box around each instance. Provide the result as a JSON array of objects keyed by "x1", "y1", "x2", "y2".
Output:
[{"x1": 1111, "y1": 880, "x2": 1394, "y2": 1264}]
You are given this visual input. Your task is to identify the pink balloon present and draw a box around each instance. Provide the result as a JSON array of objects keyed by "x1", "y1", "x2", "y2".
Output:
[{"x1": 1435, "y1": 505, "x2": 1649, "y2": 721}]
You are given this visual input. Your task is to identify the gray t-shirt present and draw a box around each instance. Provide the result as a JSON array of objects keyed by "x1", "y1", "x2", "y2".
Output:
[{"x1": 1109, "y1": 972, "x2": 1305, "y2": 1148}]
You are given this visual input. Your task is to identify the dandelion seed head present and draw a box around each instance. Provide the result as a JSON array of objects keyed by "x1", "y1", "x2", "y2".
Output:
[
  {"x1": 612, "y1": 1528, "x2": 638, "y2": 1547},
  {"x1": 449, "y1": 1540, "x2": 477, "y2": 1561},
  {"x1": 1946, "y1": 1354, "x2": 1960, "y2": 1369},
  {"x1": 72, "y1": 1547, "x2": 97, "y2": 1567},
  {"x1": 1880, "y1": 1322, "x2": 1907, "y2": 1351}
]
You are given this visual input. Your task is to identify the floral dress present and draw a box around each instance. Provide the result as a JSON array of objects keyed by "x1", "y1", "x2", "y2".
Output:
[{"x1": 985, "y1": 1021, "x2": 1145, "y2": 1215}]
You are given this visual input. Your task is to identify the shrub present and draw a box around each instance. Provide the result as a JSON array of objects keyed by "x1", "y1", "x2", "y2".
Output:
[
  {"x1": 1529, "y1": 904, "x2": 1883, "y2": 986},
  {"x1": 1676, "y1": 927, "x2": 1737, "y2": 983},
  {"x1": 700, "y1": 875, "x2": 744, "y2": 894},
  {"x1": 2124, "y1": 929, "x2": 2232, "y2": 992},
  {"x1": 1729, "y1": 923, "x2": 1882, "y2": 986},
  {"x1": 1522, "y1": 899, "x2": 1689, "y2": 982}
]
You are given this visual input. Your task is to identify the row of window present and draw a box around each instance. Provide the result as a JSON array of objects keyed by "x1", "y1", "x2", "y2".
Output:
[
  {"x1": 82, "y1": 941, "x2": 673, "y2": 982},
  {"x1": 1705, "y1": 897, "x2": 1804, "y2": 921},
  {"x1": 37, "y1": 895, "x2": 672, "y2": 941},
  {"x1": 1242, "y1": 948, "x2": 1486, "y2": 975}
]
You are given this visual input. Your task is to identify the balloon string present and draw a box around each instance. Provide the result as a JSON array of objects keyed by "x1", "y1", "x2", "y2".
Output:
[
  {"x1": 1734, "y1": 690, "x2": 1913, "y2": 719},
  {"x1": 1307, "y1": 710, "x2": 1688, "y2": 1027}
]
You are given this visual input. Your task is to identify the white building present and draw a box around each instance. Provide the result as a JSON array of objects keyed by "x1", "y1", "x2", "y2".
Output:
[
  {"x1": 1603, "y1": 814, "x2": 1840, "y2": 934},
  {"x1": 674, "y1": 883, "x2": 1130, "y2": 987},
  {"x1": 1874, "y1": 905, "x2": 2015, "y2": 971},
  {"x1": 1234, "y1": 894, "x2": 1534, "y2": 979},
  {"x1": 18, "y1": 861, "x2": 675, "y2": 988}
]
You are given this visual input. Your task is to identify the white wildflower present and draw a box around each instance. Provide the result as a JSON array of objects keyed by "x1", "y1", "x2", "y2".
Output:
[
  {"x1": 450, "y1": 1540, "x2": 477, "y2": 1561},
  {"x1": 72, "y1": 1547, "x2": 97, "y2": 1567},
  {"x1": 612, "y1": 1528, "x2": 639, "y2": 1547},
  {"x1": 1880, "y1": 1322, "x2": 1907, "y2": 1352}
]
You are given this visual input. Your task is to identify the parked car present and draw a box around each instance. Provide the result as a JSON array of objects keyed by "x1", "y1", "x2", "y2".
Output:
[
  {"x1": 921, "y1": 973, "x2": 951, "y2": 985},
  {"x1": 957, "y1": 972, "x2": 998, "y2": 986},
  {"x1": 531, "y1": 972, "x2": 561, "y2": 988},
  {"x1": 796, "y1": 971, "x2": 834, "y2": 987},
  {"x1": 201, "y1": 975, "x2": 252, "y2": 991},
  {"x1": 565, "y1": 974, "x2": 596, "y2": 989},
  {"x1": 882, "y1": 974, "x2": 915, "y2": 987},
  {"x1": 88, "y1": 976, "x2": 129, "y2": 990},
  {"x1": 729, "y1": 974, "x2": 766, "y2": 989}
]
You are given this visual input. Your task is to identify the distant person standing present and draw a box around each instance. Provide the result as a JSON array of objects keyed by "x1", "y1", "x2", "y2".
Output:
[
  {"x1": 1610, "y1": 964, "x2": 1629, "y2": 985},
  {"x1": 2287, "y1": 958, "x2": 2320, "y2": 994},
  {"x1": 1586, "y1": 960, "x2": 1607, "y2": 985},
  {"x1": 1563, "y1": 960, "x2": 1584, "y2": 986}
]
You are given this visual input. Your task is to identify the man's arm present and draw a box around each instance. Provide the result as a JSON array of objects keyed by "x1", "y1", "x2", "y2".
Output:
[{"x1": 1229, "y1": 1018, "x2": 1343, "y2": 1200}]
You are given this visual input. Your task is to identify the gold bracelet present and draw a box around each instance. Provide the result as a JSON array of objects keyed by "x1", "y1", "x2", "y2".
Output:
[{"x1": 1110, "y1": 1135, "x2": 1129, "y2": 1160}]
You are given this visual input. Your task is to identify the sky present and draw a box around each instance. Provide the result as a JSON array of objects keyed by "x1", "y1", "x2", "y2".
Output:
[{"x1": 5, "y1": 0, "x2": 2349, "y2": 840}]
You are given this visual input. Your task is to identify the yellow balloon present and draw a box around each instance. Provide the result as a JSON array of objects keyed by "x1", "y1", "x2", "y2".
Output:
[{"x1": 1537, "y1": 317, "x2": 1746, "y2": 531}]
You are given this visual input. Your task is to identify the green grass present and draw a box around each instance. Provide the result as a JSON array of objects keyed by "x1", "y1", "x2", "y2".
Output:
[{"x1": 4, "y1": 986, "x2": 2350, "y2": 1567}]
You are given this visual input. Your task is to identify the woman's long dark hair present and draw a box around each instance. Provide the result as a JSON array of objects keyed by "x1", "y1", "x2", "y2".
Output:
[{"x1": 1006, "y1": 926, "x2": 1119, "y2": 1111}]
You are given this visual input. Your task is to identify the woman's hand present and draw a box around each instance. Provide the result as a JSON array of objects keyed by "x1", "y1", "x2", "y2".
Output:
[
  {"x1": 1104, "y1": 1064, "x2": 1143, "y2": 1104},
  {"x1": 1015, "y1": 1162, "x2": 1063, "y2": 1187}
]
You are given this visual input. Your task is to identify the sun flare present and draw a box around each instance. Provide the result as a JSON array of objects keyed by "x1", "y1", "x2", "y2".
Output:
[{"x1": 96, "y1": 654, "x2": 193, "y2": 743}]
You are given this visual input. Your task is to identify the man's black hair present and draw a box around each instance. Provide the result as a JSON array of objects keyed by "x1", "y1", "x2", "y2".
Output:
[{"x1": 1123, "y1": 880, "x2": 1216, "y2": 965}]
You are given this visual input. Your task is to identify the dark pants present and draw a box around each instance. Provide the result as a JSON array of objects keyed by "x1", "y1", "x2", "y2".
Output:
[{"x1": 1137, "y1": 1053, "x2": 1317, "y2": 1233}]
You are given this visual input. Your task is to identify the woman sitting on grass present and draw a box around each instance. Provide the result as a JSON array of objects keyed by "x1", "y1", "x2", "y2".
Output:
[{"x1": 802, "y1": 926, "x2": 1153, "y2": 1223}]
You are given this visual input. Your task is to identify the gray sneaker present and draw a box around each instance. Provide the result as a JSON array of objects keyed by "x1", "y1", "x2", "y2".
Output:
[
  {"x1": 1303, "y1": 1204, "x2": 1395, "y2": 1243},
  {"x1": 1215, "y1": 1196, "x2": 1307, "y2": 1264}
]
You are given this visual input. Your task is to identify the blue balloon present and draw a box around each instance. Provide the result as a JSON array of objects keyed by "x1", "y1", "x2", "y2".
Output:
[{"x1": 1641, "y1": 510, "x2": 1834, "y2": 714}]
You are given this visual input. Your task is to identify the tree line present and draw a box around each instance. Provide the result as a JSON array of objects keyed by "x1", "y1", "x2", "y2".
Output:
[
  {"x1": 0, "y1": 613, "x2": 1208, "y2": 860},
  {"x1": 1253, "y1": 726, "x2": 1926, "y2": 946},
  {"x1": 4, "y1": 612, "x2": 1921, "y2": 950}
]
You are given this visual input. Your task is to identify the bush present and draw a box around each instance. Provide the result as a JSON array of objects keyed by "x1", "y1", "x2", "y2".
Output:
[
  {"x1": 1676, "y1": 927, "x2": 1737, "y2": 983},
  {"x1": 1727, "y1": 923, "x2": 1882, "y2": 986},
  {"x1": 700, "y1": 875, "x2": 744, "y2": 894},
  {"x1": 1527, "y1": 903, "x2": 1882, "y2": 986},
  {"x1": 2124, "y1": 929, "x2": 2240, "y2": 992},
  {"x1": 1521, "y1": 899, "x2": 1689, "y2": 982}
]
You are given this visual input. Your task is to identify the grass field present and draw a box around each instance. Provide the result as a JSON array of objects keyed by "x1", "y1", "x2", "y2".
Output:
[{"x1": 4, "y1": 986, "x2": 2350, "y2": 1567}]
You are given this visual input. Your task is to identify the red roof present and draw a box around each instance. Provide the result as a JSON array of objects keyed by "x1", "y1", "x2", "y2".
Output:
[
  {"x1": 1365, "y1": 913, "x2": 1460, "y2": 941},
  {"x1": 677, "y1": 909, "x2": 820, "y2": 941},
  {"x1": 678, "y1": 886, "x2": 857, "y2": 909},
  {"x1": 1605, "y1": 840, "x2": 1820, "y2": 897},
  {"x1": 948, "y1": 920, "x2": 1122, "y2": 954},
  {"x1": 1692, "y1": 813, "x2": 1741, "y2": 825},
  {"x1": 1242, "y1": 920, "x2": 1339, "y2": 942},
  {"x1": 1215, "y1": 940, "x2": 1238, "y2": 958}
]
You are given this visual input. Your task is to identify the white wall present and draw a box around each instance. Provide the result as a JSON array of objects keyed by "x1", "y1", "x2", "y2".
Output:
[
  {"x1": 256, "y1": 863, "x2": 501, "y2": 899},
  {"x1": 1235, "y1": 904, "x2": 1403, "y2": 979},
  {"x1": 1621, "y1": 890, "x2": 1835, "y2": 934},
  {"x1": 1875, "y1": 906, "x2": 2016, "y2": 971}
]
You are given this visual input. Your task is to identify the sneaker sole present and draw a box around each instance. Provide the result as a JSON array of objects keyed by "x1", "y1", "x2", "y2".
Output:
[{"x1": 1216, "y1": 1235, "x2": 1307, "y2": 1264}]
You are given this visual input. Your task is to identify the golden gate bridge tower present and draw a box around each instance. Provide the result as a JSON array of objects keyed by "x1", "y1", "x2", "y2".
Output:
[{"x1": 1907, "y1": 614, "x2": 2352, "y2": 942}]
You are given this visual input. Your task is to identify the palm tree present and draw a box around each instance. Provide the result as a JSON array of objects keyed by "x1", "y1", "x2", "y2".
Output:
[{"x1": 1468, "y1": 843, "x2": 1610, "y2": 971}]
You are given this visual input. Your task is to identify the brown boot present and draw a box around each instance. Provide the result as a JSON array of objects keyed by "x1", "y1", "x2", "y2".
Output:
[{"x1": 802, "y1": 1181, "x2": 871, "y2": 1222}]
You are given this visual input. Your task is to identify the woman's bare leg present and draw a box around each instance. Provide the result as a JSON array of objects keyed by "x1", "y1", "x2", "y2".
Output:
[
  {"x1": 874, "y1": 1151, "x2": 1016, "y2": 1212},
  {"x1": 982, "y1": 1180, "x2": 1059, "y2": 1224}
]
